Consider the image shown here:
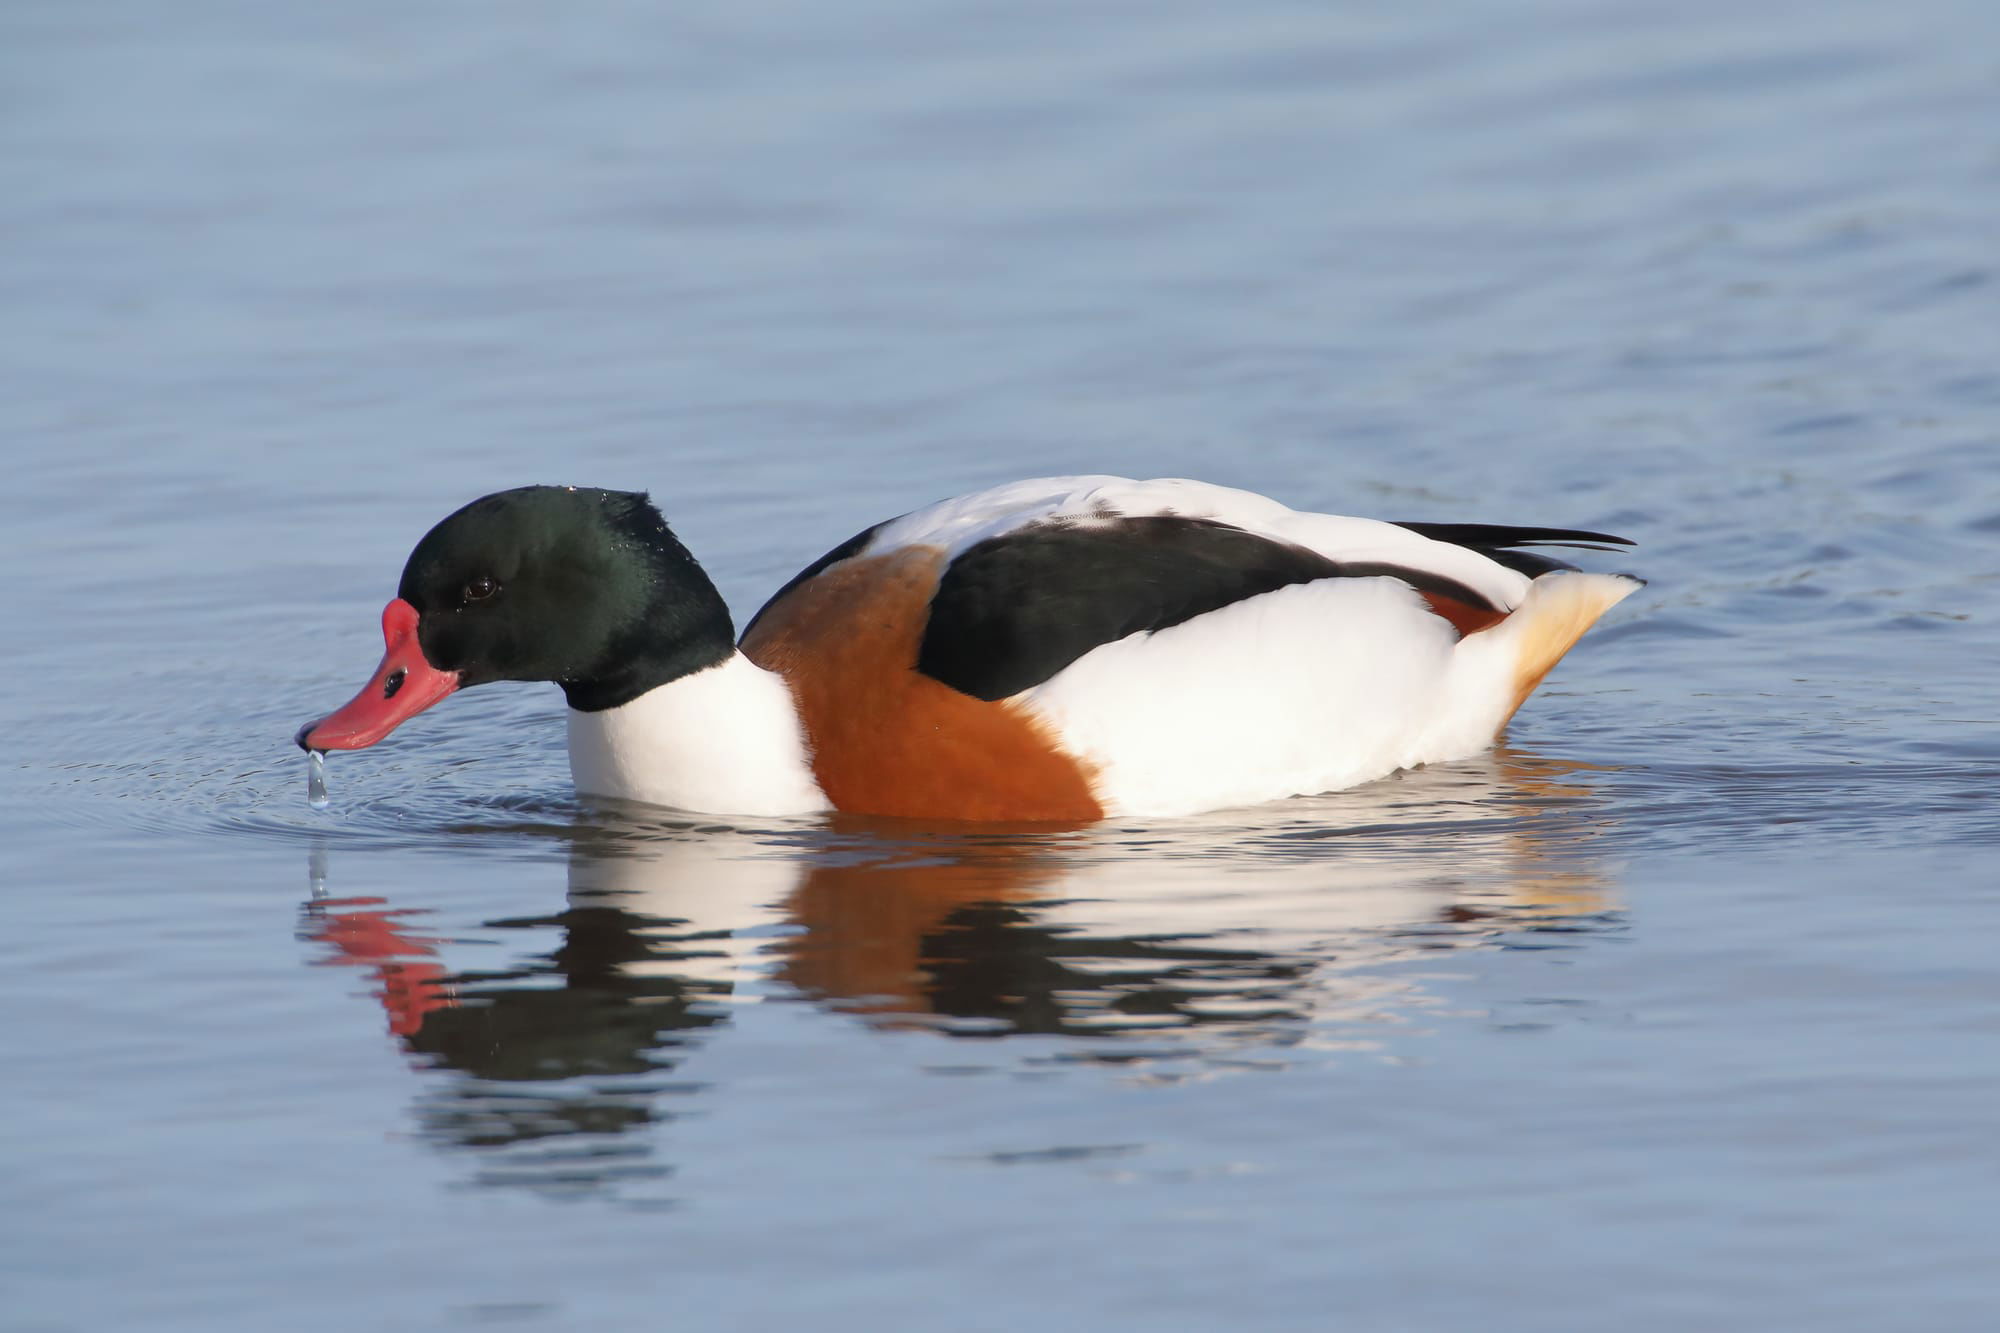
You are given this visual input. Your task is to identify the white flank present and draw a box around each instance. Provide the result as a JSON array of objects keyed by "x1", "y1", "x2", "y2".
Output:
[
  {"x1": 1022, "y1": 570, "x2": 1640, "y2": 819},
  {"x1": 1021, "y1": 579, "x2": 1454, "y2": 816},
  {"x1": 567, "y1": 652, "x2": 829, "y2": 816}
]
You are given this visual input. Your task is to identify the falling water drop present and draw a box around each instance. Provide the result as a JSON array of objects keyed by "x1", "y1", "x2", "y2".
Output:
[{"x1": 307, "y1": 748, "x2": 329, "y2": 810}]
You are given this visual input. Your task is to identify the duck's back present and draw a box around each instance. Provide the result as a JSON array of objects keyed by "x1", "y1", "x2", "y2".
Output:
[{"x1": 741, "y1": 476, "x2": 1638, "y2": 819}]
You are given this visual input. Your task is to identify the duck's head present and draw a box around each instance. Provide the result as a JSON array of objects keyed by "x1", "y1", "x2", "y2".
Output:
[{"x1": 295, "y1": 486, "x2": 733, "y2": 752}]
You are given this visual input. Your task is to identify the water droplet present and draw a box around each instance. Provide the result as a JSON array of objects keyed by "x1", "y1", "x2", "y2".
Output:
[{"x1": 307, "y1": 749, "x2": 329, "y2": 810}]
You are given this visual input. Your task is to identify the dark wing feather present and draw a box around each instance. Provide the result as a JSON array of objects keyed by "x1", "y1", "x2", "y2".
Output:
[
  {"x1": 918, "y1": 517, "x2": 1495, "y2": 701},
  {"x1": 1392, "y1": 522, "x2": 1635, "y2": 578}
]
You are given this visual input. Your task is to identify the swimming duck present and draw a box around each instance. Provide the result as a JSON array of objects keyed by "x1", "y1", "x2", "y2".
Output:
[{"x1": 295, "y1": 476, "x2": 1639, "y2": 820}]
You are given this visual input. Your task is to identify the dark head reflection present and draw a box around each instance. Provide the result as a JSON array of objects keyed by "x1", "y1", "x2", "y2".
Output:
[
  {"x1": 301, "y1": 873, "x2": 741, "y2": 1195},
  {"x1": 301, "y1": 748, "x2": 1623, "y2": 1195}
]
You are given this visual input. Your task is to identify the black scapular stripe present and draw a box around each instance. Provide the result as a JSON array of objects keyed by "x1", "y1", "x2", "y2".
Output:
[
  {"x1": 1392, "y1": 522, "x2": 1634, "y2": 578},
  {"x1": 916, "y1": 517, "x2": 1497, "y2": 701}
]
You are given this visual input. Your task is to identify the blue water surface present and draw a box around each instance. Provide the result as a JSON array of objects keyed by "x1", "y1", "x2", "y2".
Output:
[{"x1": 4, "y1": 1, "x2": 1997, "y2": 1329}]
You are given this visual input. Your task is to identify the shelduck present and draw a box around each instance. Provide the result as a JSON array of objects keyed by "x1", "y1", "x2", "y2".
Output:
[{"x1": 295, "y1": 476, "x2": 1640, "y2": 820}]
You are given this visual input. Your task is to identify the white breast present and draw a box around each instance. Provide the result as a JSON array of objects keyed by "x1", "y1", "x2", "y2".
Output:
[{"x1": 566, "y1": 652, "x2": 829, "y2": 816}]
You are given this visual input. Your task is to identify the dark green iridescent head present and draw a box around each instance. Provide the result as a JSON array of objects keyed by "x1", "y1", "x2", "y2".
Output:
[{"x1": 396, "y1": 486, "x2": 735, "y2": 710}]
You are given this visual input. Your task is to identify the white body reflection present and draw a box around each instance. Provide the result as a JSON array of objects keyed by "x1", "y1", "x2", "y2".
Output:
[
  {"x1": 565, "y1": 747, "x2": 1614, "y2": 1033},
  {"x1": 303, "y1": 748, "x2": 1619, "y2": 1193}
]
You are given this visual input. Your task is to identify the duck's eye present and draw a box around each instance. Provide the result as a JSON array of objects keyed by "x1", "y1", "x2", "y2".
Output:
[{"x1": 463, "y1": 575, "x2": 498, "y2": 603}]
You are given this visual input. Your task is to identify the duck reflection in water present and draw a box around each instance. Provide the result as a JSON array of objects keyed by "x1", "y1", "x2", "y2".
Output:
[{"x1": 300, "y1": 748, "x2": 1622, "y2": 1194}]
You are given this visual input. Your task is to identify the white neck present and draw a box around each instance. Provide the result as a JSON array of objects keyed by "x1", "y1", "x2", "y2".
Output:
[{"x1": 566, "y1": 651, "x2": 828, "y2": 816}]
